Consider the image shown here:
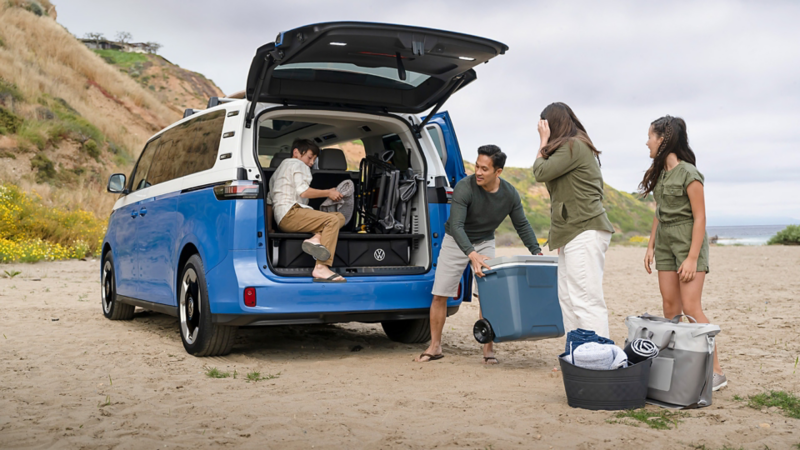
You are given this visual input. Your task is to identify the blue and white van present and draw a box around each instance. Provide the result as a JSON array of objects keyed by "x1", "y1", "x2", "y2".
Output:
[{"x1": 102, "y1": 22, "x2": 508, "y2": 356}]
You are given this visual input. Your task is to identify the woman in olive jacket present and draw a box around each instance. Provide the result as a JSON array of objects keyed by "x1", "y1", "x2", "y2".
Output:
[{"x1": 533, "y1": 102, "x2": 615, "y2": 338}]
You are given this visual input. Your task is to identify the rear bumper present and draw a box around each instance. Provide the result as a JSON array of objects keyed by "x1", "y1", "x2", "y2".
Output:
[
  {"x1": 205, "y1": 249, "x2": 463, "y2": 320},
  {"x1": 214, "y1": 306, "x2": 459, "y2": 326}
]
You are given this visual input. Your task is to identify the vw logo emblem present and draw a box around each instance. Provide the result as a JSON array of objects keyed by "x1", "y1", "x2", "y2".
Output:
[{"x1": 374, "y1": 248, "x2": 386, "y2": 261}]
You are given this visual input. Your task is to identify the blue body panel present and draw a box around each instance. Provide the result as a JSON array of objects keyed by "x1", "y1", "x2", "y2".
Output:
[
  {"x1": 426, "y1": 111, "x2": 467, "y2": 185},
  {"x1": 137, "y1": 193, "x2": 179, "y2": 305},
  {"x1": 109, "y1": 206, "x2": 137, "y2": 297}
]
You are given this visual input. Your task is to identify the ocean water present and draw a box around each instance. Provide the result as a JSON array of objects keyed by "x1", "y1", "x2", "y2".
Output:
[{"x1": 705, "y1": 225, "x2": 789, "y2": 246}]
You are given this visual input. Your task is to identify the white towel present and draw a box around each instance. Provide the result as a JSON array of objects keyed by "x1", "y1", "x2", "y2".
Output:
[{"x1": 564, "y1": 342, "x2": 628, "y2": 370}]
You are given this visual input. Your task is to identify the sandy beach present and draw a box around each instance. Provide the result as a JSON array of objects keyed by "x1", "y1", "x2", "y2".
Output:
[{"x1": 1, "y1": 245, "x2": 799, "y2": 449}]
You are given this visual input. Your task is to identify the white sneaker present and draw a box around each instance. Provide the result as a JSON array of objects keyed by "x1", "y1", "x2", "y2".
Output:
[{"x1": 713, "y1": 373, "x2": 728, "y2": 391}]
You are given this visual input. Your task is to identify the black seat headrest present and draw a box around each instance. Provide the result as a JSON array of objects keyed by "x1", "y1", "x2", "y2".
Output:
[
  {"x1": 269, "y1": 151, "x2": 292, "y2": 168},
  {"x1": 317, "y1": 148, "x2": 347, "y2": 171}
]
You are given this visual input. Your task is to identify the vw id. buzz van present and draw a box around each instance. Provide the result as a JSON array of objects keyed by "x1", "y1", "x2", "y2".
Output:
[{"x1": 102, "y1": 22, "x2": 508, "y2": 356}]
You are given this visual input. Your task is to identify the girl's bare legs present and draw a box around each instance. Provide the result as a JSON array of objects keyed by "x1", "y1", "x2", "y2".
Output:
[{"x1": 658, "y1": 271, "x2": 722, "y2": 374}]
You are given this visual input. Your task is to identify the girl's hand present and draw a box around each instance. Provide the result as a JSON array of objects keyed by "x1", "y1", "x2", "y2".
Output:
[
  {"x1": 537, "y1": 119, "x2": 550, "y2": 147},
  {"x1": 677, "y1": 257, "x2": 697, "y2": 282},
  {"x1": 644, "y1": 247, "x2": 655, "y2": 274}
]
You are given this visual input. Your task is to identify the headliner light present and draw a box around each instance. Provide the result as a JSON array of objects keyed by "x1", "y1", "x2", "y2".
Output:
[
  {"x1": 330, "y1": 42, "x2": 347, "y2": 46},
  {"x1": 459, "y1": 56, "x2": 475, "y2": 61}
]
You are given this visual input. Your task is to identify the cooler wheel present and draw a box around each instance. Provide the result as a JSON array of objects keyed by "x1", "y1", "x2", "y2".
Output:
[{"x1": 473, "y1": 319, "x2": 495, "y2": 344}]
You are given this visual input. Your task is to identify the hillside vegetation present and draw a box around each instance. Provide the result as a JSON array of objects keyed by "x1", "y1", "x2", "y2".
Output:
[
  {"x1": 93, "y1": 49, "x2": 223, "y2": 115},
  {"x1": 0, "y1": 0, "x2": 223, "y2": 262}
]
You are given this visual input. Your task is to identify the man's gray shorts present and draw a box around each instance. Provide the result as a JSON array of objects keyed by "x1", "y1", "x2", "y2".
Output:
[{"x1": 432, "y1": 234, "x2": 496, "y2": 298}]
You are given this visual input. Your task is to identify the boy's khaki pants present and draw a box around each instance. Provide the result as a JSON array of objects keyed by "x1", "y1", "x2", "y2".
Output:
[{"x1": 279, "y1": 205, "x2": 345, "y2": 267}]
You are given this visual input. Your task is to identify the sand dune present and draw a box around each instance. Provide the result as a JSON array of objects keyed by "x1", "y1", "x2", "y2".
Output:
[{"x1": 1, "y1": 245, "x2": 799, "y2": 448}]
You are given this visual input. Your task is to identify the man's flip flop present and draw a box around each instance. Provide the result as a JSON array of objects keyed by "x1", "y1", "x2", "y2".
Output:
[
  {"x1": 416, "y1": 353, "x2": 444, "y2": 362},
  {"x1": 483, "y1": 356, "x2": 499, "y2": 365},
  {"x1": 302, "y1": 241, "x2": 331, "y2": 261},
  {"x1": 313, "y1": 274, "x2": 346, "y2": 283}
]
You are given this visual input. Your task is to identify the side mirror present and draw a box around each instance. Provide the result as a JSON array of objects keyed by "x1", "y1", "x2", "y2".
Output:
[{"x1": 107, "y1": 173, "x2": 127, "y2": 194}]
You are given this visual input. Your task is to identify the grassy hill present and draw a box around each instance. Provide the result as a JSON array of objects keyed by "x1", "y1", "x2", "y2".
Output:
[
  {"x1": 465, "y1": 163, "x2": 654, "y2": 247},
  {"x1": 0, "y1": 0, "x2": 223, "y2": 262},
  {"x1": 93, "y1": 49, "x2": 223, "y2": 115}
]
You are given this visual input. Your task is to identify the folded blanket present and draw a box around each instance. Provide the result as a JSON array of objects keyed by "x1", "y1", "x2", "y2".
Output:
[
  {"x1": 561, "y1": 328, "x2": 615, "y2": 357},
  {"x1": 320, "y1": 180, "x2": 355, "y2": 224},
  {"x1": 624, "y1": 338, "x2": 659, "y2": 365},
  {"x1": 564, "y1": 342, "x2": 628, "y2": 370}
]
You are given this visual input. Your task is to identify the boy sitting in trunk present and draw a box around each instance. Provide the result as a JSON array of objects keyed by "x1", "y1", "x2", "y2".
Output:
[{"x1": 267, "y1": 139, "x2": 346, "y2": 282}]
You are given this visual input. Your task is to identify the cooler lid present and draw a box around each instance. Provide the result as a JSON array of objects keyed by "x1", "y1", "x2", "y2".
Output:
[{"x1": 485, "y1": 255, "x2": 558, "y2": 268}]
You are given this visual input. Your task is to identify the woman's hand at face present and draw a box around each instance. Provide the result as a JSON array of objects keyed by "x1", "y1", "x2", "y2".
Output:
[{"x1": 538, "y1": 119, "x2": 550, "y2": 146}]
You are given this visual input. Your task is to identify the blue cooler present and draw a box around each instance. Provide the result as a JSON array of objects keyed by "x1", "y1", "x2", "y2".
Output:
[{"x1": 473, "y1": 255, "x2": 563, "y2": 343}]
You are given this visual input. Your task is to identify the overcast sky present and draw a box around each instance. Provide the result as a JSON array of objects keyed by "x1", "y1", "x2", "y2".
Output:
[{"x1": 56, "y1": 0, "x2": 800, "y2": 225}]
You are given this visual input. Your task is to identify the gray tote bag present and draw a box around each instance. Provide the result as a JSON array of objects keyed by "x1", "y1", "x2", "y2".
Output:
[{"x1": 625, "y1": 313, "x2": 720, "y2": 409}]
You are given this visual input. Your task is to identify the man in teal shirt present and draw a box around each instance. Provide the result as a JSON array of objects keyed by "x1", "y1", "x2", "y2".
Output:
[{"x1": 416, "y1": 145, "x2": 542, "y2": 364}]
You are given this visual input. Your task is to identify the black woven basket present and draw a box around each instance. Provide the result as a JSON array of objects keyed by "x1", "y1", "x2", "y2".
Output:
[{"x1": 559, "y1": 357, "x2": 652, "y2": 410}]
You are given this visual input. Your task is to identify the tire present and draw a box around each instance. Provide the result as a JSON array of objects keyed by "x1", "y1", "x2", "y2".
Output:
[
  {"x1": 178, "y1": 254, "x2": 236, "y2": 356},
  {"x1": 101, "y1": 252, "x2": 135, "y2": 320},
  {"x1": 381, "y1": 318, "x2": 431, "y2": 344}
]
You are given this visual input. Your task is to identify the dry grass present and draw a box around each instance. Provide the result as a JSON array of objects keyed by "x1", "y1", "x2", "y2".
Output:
[
  {"x1": 0, "y1": 3, "x2": 178, "y2": 156},
  {"x1": 0, "y1": 2, "x2": 186, "y2": 217}
]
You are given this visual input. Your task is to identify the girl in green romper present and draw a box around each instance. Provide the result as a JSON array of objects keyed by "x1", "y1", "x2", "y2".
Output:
[{"x1": 640, "y1": 115, "x2": 727, "y2": 391}]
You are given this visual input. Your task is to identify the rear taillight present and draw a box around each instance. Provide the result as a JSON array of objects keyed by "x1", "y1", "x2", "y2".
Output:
[
  {"x1": 456, "y1": 281, "x2": 462, "y2": 299},
  {"x1": 244, "y1": 287, "x2": 256, "y2": 307},
  {"x1": 214, "y1": 181, "x2": 260, "y2": 200},
  {"x1": 445, "y1": 187, "x2": 454, "y2": 203}
]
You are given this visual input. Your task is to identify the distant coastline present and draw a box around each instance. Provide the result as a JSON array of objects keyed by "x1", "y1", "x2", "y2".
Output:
[{"x1": 706, "y1": 224, "x2": 788, "y2": 246}]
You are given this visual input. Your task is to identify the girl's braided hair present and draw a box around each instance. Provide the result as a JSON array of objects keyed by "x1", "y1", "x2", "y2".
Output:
[{"x1": 638, "y1": 115, "x2": 696, "y2": 195}]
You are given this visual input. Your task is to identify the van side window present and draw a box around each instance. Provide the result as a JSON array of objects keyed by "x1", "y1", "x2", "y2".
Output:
[
  {"x1": 130, "y1": 139, "x2": 159, "y2": 192},
  {"x1": 426, "y1": 124, "x2": 447, "y2": 166},
  {"x1": 145, "y1": 110, "x2": 226, "y2": 186},
  {"x1": 180, "y1": 109, "x2": 225, "y2": 178}
]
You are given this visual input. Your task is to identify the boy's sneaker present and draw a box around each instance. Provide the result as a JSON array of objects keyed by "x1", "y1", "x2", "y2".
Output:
[{"x1": 713, "y1": 373, "x2": 728, "y2": 391}]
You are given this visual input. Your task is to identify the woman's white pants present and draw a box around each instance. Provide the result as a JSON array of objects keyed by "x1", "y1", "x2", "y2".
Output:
[{"x1": 558, "y1": 230, "x2": 613, "y2": 338}]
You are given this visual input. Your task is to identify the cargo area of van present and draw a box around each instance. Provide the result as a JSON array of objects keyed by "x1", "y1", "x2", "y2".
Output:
[{"x1": 255, "y1": 109, "x2": 431, "y2": 277}]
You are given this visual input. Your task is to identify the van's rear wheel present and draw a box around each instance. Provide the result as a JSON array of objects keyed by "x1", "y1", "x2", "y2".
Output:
[
  {"x1": 381, "y1": 318, "x2": 431, "y2": 344},
  {"x1": 101, "y1": 252, "x2": 134, "y2": 320},
  {"x1": 178, "y1": 254, "x2": 236, "y2": 356}
]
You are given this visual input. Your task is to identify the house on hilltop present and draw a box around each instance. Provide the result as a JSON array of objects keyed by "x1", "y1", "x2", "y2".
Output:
[{"x1": 79, "y1": 39, "x2": 152, "y2": 54}]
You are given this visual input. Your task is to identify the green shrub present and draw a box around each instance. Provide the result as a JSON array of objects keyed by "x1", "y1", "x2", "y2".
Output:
[
  {"x1": 82, "y1": 139, "x2": 100, "y2": 159},
  {"x1": 30, "y1": 153, "x2": 56, "y2": 182},
  {"x1": 17, "y1": 120, "x2": 48, "y2": 150},
  {"x1": 92, "y1": 49, "x2": 148, "y2": 69},
  {"x1": 24, "y1": 1, "x2": 45, "y2": 16},
  {"x1": 768, "y1": 225, "x2": 800, "y2": 245},
  {"x1": 0, "y1": 78, "x2": 24, "y2": 102},
  {"x1": 0, "y1": 107, "x2": 23, "y2": 135}
]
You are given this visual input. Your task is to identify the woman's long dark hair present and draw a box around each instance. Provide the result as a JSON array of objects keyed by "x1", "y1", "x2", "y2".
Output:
[
  {"x1": 638, "y1": 115, "x2": 696, "y2": 195},
  {"x1": 540, "y1": 102, "x2": 601, "y2": 165}
]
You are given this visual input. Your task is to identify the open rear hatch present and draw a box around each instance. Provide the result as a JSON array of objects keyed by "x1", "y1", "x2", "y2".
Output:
[{"x1": 245, "y1": 22, "x2": 508, "y2": 119}]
